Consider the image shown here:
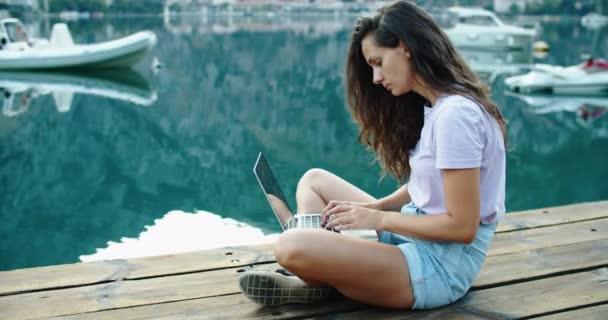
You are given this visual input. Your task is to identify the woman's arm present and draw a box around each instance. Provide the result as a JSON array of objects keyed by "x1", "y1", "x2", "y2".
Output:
[
  {"x1": 376, "y1": 183, "x2": 412, "y2": 211},
  {"x1": 379, "y1": 168, "x2": 481, "y2": 244}
]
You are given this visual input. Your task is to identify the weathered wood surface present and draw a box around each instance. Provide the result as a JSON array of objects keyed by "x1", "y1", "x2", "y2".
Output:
[
  {"x1": 533, "y1": 304, "x2": 608, "y2": 320},
  {"x1": 35, "y1": 269, "x2": 608, "y2": 320},
  {"x1": 0, "y1": 201, "x2": 607, "y2": 320},
  {"x1": 476, "y1": 238, "x2": 608, "y2": 287},
  {"x1": 0, "y1": 244, "x2": 275, "y2": 296},
  {"x1": 496, "y1": 200, "x2": 608, "y2": 232}
]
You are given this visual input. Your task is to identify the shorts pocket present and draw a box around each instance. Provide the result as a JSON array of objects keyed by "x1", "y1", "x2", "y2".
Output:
[{"x1": 440, "y1": 242, "x2": 466, "y2": 267}]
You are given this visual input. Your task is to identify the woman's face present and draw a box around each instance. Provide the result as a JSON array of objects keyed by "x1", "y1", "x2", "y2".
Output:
[{"x1": 361, "y1": 34, "x2": 416, "y2": 96}]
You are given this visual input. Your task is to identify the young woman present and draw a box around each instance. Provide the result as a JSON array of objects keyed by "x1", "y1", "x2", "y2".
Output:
[{"x1": 240, "y1": 1, "x2": 506, "y2": 310}]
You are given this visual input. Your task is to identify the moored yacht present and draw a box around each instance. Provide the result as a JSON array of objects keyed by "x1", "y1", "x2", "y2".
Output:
[{"x1": 437, "y1": 7, "x2": 536, "y2": 50}]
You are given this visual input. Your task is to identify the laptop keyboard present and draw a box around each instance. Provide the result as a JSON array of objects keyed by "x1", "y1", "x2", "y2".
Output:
[
  {"x1": 301, "y1": 215, "x2": 321, "y2": 229},
  {"x1": 287, "y1": 215, "x2": 336, "y2": 232}
]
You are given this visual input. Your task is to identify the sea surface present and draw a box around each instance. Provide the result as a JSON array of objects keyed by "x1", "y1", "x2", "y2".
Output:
[{"x1": 1, "y1": 13, "x2": 607, "y2": 271}]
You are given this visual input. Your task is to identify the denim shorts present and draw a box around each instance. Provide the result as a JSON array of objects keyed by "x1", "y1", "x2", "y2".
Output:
[{"x1": 378, "y1": 202, "x2": 497, "y2": 310}]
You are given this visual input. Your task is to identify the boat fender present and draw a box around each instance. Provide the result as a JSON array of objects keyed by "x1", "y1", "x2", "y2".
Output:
[
  {"x1": 532, "y1": 41, "x2": 549, "y2": 59},
  {"x1": 533, "y1": 41, "x2": 549, "y2": 52}
]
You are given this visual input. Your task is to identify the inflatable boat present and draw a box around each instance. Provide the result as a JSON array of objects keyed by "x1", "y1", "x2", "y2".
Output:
[{"x1": 0, "y1": 18, "x2": 157, "y2": 70}]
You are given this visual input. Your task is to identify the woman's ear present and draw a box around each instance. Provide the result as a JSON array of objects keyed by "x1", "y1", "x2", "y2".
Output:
[{"x1": 399, "y1": 41, "x2": 411, "y2": 58}]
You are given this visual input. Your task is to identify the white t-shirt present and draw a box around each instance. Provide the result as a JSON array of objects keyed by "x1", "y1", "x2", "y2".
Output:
[{"x1": 407, "y1": 94, "x2": 506, "y2": 224}]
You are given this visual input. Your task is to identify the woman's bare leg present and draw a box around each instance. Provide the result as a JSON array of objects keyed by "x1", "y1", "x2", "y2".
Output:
[
  {"x1": 295, "y1": 168, "x2": 376, "y2": 214},
  {"x1": 291, "y1": 168, "x2": 384, "y2": 287},
  {"x1": 274, "y1": 229, "x2": 414, "y2": 309}
]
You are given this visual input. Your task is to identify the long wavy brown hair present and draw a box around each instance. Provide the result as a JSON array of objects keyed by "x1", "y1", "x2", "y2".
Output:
[{"x1": 346, "y1": 1, "x2": 507, "y2": 184}]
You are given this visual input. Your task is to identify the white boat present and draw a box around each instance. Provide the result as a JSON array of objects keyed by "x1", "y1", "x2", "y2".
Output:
[
  {"x1": 437, "y1": 7, "x2": 535, "y2": 50},
  {"x1": 0, "y1": 70, "x2": 157, "y2": 117},
  {"x1": 581, "y1": 12, "x2": 608, "y2": 30},
  {"x1": 505, "y1": 59, "x2": 608, "y2": 95},
  {"x1": 0, "y1": 18, "x2": 157, "y2": 70}
]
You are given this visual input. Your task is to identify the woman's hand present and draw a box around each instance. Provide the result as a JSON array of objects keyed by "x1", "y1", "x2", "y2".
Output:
[
  {"x1": 321, "y1": 200, "x2": 380, "y2": 223},
  {"x1": 321, "y1": 201, "x2": 383, "y2": 231}
]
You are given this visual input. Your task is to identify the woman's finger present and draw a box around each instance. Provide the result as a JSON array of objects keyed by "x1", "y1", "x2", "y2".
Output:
[
  {"x1": 321, "y1": 201, "x2": 335, "y2": 224},
  {"x1": 325, "y1": 214, "x2": 349, "y2": 229},
  {"x1": 321, "y1": 204, "x2": 331, "y2": 223},
  {"x1": 321, "y1": 200, "x2": 340, "y2": 217},
  {"x1": 321, "y1": 201, "x2": 333, "y2": 213},
  {"x1": 335, "y1": 221, "x2": 356, "y2": 231},
  {"x1": 321, "y1": 200, "x2": 346, "y2": 221},
  {"x1": 325, "y1": 204, "x2": 351, "y2": 220}
]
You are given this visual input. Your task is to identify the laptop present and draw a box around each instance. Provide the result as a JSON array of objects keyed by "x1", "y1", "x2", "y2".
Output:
[{"x1": 253, "y1": 152, "x2": 337, "y2": 232}]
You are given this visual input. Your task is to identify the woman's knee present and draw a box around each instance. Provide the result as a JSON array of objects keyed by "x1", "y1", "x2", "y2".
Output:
[
  {"x1": 297, "y1": 168, "x2": 329, "y2": 192},
  {"x1": 273, "y1": 230, "x2": 315, "y2": 271}
]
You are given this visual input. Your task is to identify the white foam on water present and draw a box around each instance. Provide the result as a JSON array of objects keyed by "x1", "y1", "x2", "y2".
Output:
[{"x1": 79, "y1": 210, "x2": 279, "y2": 262}]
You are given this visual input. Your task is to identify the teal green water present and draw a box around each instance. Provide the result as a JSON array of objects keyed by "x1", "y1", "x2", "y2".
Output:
[{"x1": 1, "y1": 16, "x2": 607, "y2": 271}]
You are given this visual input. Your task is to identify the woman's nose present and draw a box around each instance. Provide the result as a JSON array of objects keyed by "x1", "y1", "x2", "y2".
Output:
[{"x1": 372, "y1": 67, "x2": 383, "y2": 84}]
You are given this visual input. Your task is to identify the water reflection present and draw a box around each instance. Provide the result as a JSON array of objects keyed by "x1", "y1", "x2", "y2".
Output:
[
  {"x1": 80, "y1": 210, "x2": 278, "y2": 262},
  {"x1": 164, "y1": 14, "x2": 351, "y2": 36},
  {"x1": 500, "y1": 96, "x2": 608, "y2": 213},
  {"x1": 1, "y1": 70, "x2": 157, "y2": 117},
  {"x1": 458, "y1": 48, "x2": 532, "y2": 82},
  {"x1": 506, "y1": 92, "x2": 608, "y2": 138},
  {"x1": 507, "y1": 92, "x2": 608, "y2": 116}
]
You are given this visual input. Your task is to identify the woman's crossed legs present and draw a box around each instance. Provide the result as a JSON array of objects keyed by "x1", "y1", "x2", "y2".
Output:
[{"x1": 273, "y1": 169, "x2": 414, "y2": 309}]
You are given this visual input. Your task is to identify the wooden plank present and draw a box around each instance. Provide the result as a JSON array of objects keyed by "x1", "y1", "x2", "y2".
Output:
[
  {"x1": 533, "y1": 303, "x2": 608, "y2": 320},
  {"x1": 3, "y1": 237, "x2": 607, "y2": 320},
  {"x1": 305, "y1": 268, "x2": 608, "y2": 320},
  {"x1": 40, "y1": 268, "x2": 608, "y2": 320},
  {"x1": 305, "y1": 306, "x2": 481, "y2": 320},
  {"x1": 1, "y1": 201, "x2": 606, "y2": 296},
  {"x1": 489, "y1": 218, "x2": 608, "y2": 256},
  {"x1": 40, "y1": 294, "x2": 362, "y2": 320},
  {"x1": 475, "y1": 239, "x2": 608, "y2": 288},
  {"x1": 454, "y1": 268, "x2": 608, "y2": 319},
  {"x1": 0, "y1": 263, "x2": 276, "y2": 320},
  {"x1": 497, "y1": 200, "x2": 608, "y2": 232},
  {"x1": 0, "y1": 244, "x2": 274, "y2": 296}
]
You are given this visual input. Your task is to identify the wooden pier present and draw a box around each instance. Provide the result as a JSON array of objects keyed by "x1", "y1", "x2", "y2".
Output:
[{"x1": 1, "y1": 201, "x2": 607, "y2": 319}]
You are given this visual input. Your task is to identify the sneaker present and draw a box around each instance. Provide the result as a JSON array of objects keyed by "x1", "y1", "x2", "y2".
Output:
[{"x1": 239, "y1": 269, "x2": 331, "y2": 306}]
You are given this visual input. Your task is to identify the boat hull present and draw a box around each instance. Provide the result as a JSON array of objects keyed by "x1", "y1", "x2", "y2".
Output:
[
  {"x1": 505, "y1": 65, "x2": 608, "y2": 96},
  {"x1": 0, "y1": 31, "x2": 157, "y2": 70},
  {"x1": 447, "y1": 30, "x2": 533, "y2": 50}
]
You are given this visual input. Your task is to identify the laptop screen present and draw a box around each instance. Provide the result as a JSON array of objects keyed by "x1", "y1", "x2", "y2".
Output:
[{"x1": 253, "y1": 152, "x2": 294, "y2": 229}]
